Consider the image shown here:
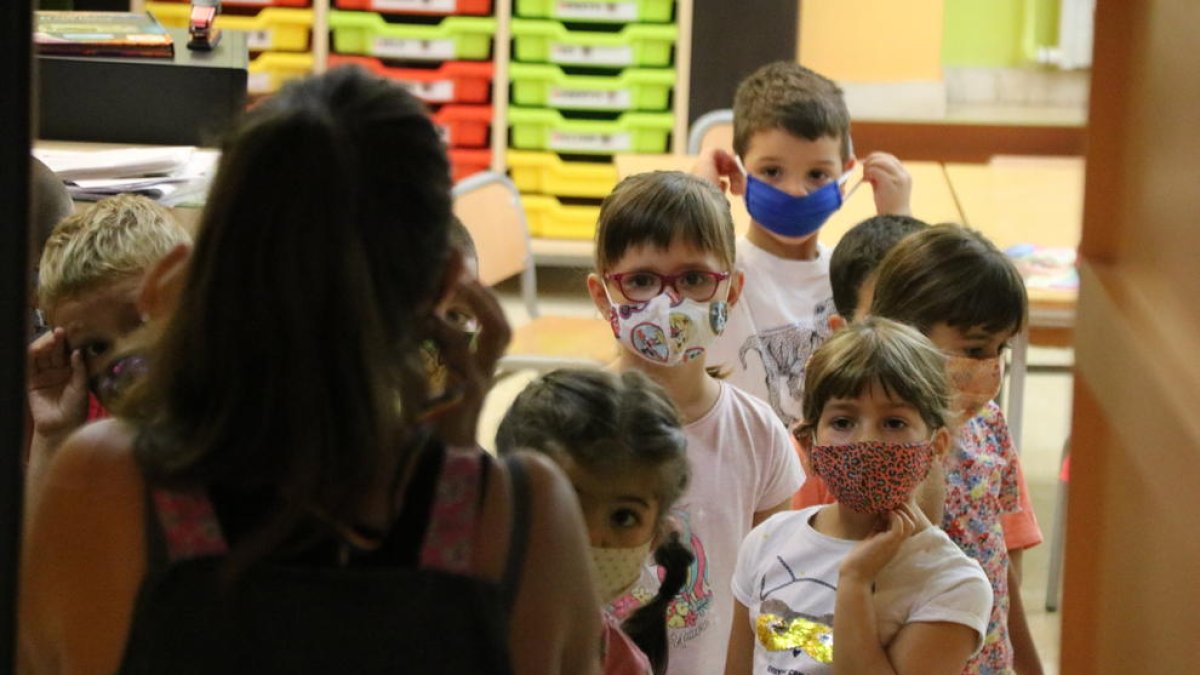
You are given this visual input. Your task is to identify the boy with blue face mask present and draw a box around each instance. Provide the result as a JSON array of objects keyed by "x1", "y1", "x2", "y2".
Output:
[{"x1": 697, "y1": 61, "x2": 913, "y2": 428}]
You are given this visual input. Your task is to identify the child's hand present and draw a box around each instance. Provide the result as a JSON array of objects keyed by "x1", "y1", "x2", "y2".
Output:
[
  {"x1": 692, "y1": 148, "x2": 746, "y2": 196},
  {"x1": 839, "y1": 502, "x2": 927, "y2": 584},
  {"x1": 862, "y1": 152, "x2": 913, "y2": 216},
  {"x1": 422, "y1": 279, "x2": 511, "y2": 448},
  {"x1": 27, "y1": 328, "x2": 89, "y2": 441}
]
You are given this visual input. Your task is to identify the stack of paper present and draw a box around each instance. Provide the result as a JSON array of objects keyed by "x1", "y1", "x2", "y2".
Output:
[{"x1": 33, "y1": 146, "x2": 220, "y2": 207}]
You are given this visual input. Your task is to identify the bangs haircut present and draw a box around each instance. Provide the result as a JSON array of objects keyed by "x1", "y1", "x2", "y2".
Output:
[
  {"x1": 594, "y1": 171, "x2": 735, "y2": 273},
  {"x1": 799, "y1": 317, "x2": 949, "y2": 440},
  {"x1": 870, "y1": 224, "x2": 1028, "y2": 336},
  {"x1": 733, "y1": 61, "x2": 851, "y2": 161}
]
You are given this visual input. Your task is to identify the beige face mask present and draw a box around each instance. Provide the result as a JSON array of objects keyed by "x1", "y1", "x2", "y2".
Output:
[
  {"x1": 590, "y1": 540, "x2": 653, "y2": 603},
  {"x1": 945, "y1": 354, "x2": 1004, "y2": 427}
]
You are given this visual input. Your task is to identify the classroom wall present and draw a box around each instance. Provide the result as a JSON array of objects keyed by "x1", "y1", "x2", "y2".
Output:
[
  {"x1": 941, "y1": 0, "x2": 1060, "y2": 66},
  {"x1": 797, "y1": 0, "x2": 944, "y2": 82}
]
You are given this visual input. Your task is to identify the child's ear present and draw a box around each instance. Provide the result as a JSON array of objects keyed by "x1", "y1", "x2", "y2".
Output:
[
  {"x1": 931, "y1": 425, "x2": 953, "y2": 458},
  {"x1": 138, "y1": 243, "x2": 191, "y2": 321},
  {"x1": 726, "y1": 269, "x2": 745, "y2": 308},
  {"x1": 827, "y1": 313, "x2": 846, "y2": 332},
  {"x1": 586, "y1": 273, "x2": 613, "y2": 317}
]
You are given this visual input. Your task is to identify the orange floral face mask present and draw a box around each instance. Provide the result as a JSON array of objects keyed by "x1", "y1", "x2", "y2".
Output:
[{"x1": 944, "y1": 355, "x2": 1003, "y2": 427}]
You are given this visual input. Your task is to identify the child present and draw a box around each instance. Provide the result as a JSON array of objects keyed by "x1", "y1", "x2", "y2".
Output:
[
  {"x1": 726, "y1": 317, "x2": 993, "y2": 675},
  {"x1": 696, "y1": 61, "x2": 913, "y2": 427},
  {"x1": 496, "y1": 368, "x2": 695, "y2": 675},
  {"x1": 870, "y1": 224, "x2": 1043, "y2": 675},
  {"x1": 25, "y1": 194, "x2": 191, "y2": 493},
  {"x1": 586, "y1": 171, "x2": 805, "y2": 675},
  {"x1": 789, "y1": 213, "x2": 930, "y2": 509}
]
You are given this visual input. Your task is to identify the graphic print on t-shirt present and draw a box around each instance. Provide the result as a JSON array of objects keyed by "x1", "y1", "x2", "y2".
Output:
[
  {"x1": 609, "y1": 509, "x2": 714, "y2": 649},
  {"x1": 737, "y1": 298, "x2": 837, "y2": 426},
  {"x1": 755, "y1": 556, "x2": 838, "y2": 671}
]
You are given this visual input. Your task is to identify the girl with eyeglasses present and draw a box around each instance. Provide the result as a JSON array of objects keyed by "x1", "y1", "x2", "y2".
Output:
[{"x1": 584, "y1": 171, "x2": 805, "y2": 675}]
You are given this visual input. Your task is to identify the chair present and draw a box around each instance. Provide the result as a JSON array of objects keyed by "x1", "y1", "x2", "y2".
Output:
[
  {"x1": 451, "y1": 171, "x2": 616, "y2": 373},
  {"x1": 686, "y1": 109, "x2": 734, "y2": 155}
]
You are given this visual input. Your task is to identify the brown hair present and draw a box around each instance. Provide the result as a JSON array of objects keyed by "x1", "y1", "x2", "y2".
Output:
[
  {"x1": 829, "y1": 214, "x2": 929, "y2": 319},
  {"x1": 594, "y1": 171, "x2": 735, "y2": 274},
  {"x1": 870, "y1": 224, "x2": 1028, "y2": 335},
  {"x1": 38, "y1": 194, "x2": 189, "y2": 311},
  {"x1": 733, "y1": 61, "x2": 851, "y2": 161},
  {"x1": 798, "y1": 317, "x2": 950, "y2": 441}
]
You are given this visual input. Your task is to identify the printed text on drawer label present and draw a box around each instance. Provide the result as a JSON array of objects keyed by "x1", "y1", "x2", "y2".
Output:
[
  {"x1": 549, "y1": 87, "x2": 632, "y2": 110},
  {"x1": 375, "y1": 0, "x2": 457, "y2": 10},
  {"x1": 549, "y1": 43, "x2": 633, "y2": 66},
  {"x1": 247, "y1": 30, "x2": 273, "y2": 50},
  {"x1": 555, "y1": 1, "x2": 638, "y2": 21},
  {"x1": 549, "y1": 131, "x2": 631, "y2": 152},
  {"x1": 373, "y1": 37, "x2": 456, "y2": 60},
  {"x1": 403, "y1": 80, "x2": 456, "y2": 102}
]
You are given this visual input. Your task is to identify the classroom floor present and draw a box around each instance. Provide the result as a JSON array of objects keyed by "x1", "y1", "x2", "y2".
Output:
[{"x1": 480, "y1": 268, "x2": 1071, "y2": 674}]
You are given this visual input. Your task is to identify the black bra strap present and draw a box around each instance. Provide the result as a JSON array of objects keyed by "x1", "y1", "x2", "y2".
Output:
[{"x1": 500, "y1": 456, "x2": 531, "y2": 613}]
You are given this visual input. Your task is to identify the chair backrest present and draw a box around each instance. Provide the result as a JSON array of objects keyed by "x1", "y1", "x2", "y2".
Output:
[
  {"x1": 451, "y1": 171, "x2": 539, "y2": 317},
  {"x1": 686, "y1": 109, "x2": 734, "y2": 156}
]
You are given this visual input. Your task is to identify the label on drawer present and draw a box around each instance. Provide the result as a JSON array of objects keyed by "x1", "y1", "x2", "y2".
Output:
[
  {"x1": 375, "y1": 0, "x2": 457, "y2": 10},
  {"x1": 246, "y1": 30, "x2": 273, "y2": 50},
  {"x1": 549, "y1": 131, "x2": 631, "y2": 152},
  {"x1": 402, "y1": 79, "x2": 456, "y2": 103},
  {"x1": 247, "y1": 71, "x2": 272, "y2": 94},
  {"x1": 437, "y1": 124, "x2": 452, "y2": 146},
  {"x1": 555, "y1": 1, "x2": 638, "y2": 21},
  {"x1": 372, "y1": 37, "x2": 456, "y2": 60},
  {"x1": 549, "y1": 86, "x2": 632, "y2": 110},
  {"x1": 550, "y1": 43, "x2": 633, "y2": 66}
]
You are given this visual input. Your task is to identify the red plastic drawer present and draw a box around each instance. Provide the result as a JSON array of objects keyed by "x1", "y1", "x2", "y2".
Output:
[
  {"x1": 450, "y1": 148, "x2": 492, "y2": 182},
  {"x1": 327, "y1": 56, "x2": 493, "y2": 104},
  {"x1": 333, "y1": 0, "x2": 492, "y2": 16},
  {"x1": 432, "y1": 104, "x2": 492, "y2": 148}
]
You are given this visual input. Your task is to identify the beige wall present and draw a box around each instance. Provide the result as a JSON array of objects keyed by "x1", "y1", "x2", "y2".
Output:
[{"x1": 797, "y1": 0, "x2": 944, "y2": 82}]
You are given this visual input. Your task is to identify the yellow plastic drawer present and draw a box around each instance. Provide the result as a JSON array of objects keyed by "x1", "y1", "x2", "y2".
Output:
[
  {"x1": 147, "y1": 3, "x2": 314, "y2": 51},
  {"x1": 507, "y1": 151, "x2": 617, "y2": 199},
  {"x1": 521, "y1": 194, "x2": 600, "y2": 240},
  {"x1": 248, "y1": 51, "x2": 314, "y2": 94}
]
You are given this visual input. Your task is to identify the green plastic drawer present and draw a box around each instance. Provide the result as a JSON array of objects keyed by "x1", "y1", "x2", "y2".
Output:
[
  {"x1": 329, "y1": 11, "x2": 496, "y2": 60},
  {"x1": 508, "y1": 108, "x2": 673, "y2": 154},
  {"x1": 511, "y1": 19, "x2": 676, "y2": 67},
  {"x1": 509, "y1": 63, "x2": 674, "y2": 112},
  {"x1": 507, "y1": 150, "x2": 618, "y2": 198},
  {"x1": 521, "y1": 195, "x2": 601, "y2": 240},
  {"x1": 514, "y1": 0, "x2": 674, "y2": 23}
]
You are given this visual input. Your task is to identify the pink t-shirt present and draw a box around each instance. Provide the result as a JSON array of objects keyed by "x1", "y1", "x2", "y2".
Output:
[
  {"x1": 610, "y1": 382, "x2": 805, "y2": 675},
  {"x1": 602, "y1": 612, "x2": 652, "y2": 675}
]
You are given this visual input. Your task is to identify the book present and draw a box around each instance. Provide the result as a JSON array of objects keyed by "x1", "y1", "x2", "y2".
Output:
[
  {"x1": 1005, "y1": 243, "x2": 1079, "y2": 291},
  {"x1": 34, "y1": 11, "x2": 174, "y2": 59}
]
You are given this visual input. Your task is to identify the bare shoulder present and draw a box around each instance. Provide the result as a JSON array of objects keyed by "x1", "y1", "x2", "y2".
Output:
[{"x1": 40, "y1": 419, "x2": 143, "y2": 502}]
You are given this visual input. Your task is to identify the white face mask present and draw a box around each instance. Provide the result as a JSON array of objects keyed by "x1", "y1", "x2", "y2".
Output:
[
  {"x1": 605, "y1": 290, "x2": 730, "y2": 367},
  {"x1": 590, "y1": 540, "x2": 653, "y2": 603}
]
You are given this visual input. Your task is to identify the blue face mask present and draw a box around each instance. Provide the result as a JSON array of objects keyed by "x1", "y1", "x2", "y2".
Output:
[{"x1": 743, "y1": 170, "x2": 853, "y2": 240}]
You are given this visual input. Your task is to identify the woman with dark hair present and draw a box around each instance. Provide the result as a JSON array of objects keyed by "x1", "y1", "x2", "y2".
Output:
[{"x1": 19, "y1": 67, "x2": 601, "y2": 675}]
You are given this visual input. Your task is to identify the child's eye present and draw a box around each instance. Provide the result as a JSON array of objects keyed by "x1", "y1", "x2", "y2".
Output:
[
  {"x1": 829, "y1": 417, "x2": 854, "y2": 431},
  {"x1": 610, "y1": 509, "x2": 641, "y2": 530},
  {"x1": 883, "y1": 417, "x2": 909, "y2": 431},
  {"x1": 624, "y1": 273, "x2": 659, "y2": 290},
  {"x1": 807, "y1": 170, "x2": 832, "y2": 184},
  {"x1": 760, "y1": 166, "x2": 782, "y2": 180},
  {"x1": 82, "y1": 342, "x2": 110, "y2": 360}
]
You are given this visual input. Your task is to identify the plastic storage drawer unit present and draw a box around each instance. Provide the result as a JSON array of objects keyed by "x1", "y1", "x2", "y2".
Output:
[
  {"x1": 248, "y1": 51, "x2": 314, "y2": 94},
  {"x1": 147, "y1": 3, "x2": 314, "y2": 51},
  {"x1": 335, "y1": 0, "x2": 492, "y2": 15},
  {"x1": 510, "y1": 19, "x2": 676, "y2": 68},
  {"x1": 329, "y1": 12, "x2": 496, "y2": 61},
  {"x1": 508, "y1": 107, "x2": 674, "y2": 154},
  {"x1": 149, "y1": 0, "x2": 312, "y2": 7},
  {"x1": 515, "y1": 0, "x2": 673, "y2": 23},
  {"x1": 327, "y1": 56, "x2": 494, "y2": 103},
  {"x1": 507, "y1": 151, "x2": 618, "y2": 198},
  {"x1": 520, "y1": 195, "x2": 601, "y2": 240},
  {"x1": 450, "y1": 148, "x2": 492, "y2": 182},
  {"x1": 509, "y1": 63, "x2": 673, "y2": 111},
  {"x1": 432, "y1": 105, "x2": 493, "y2": 148}
]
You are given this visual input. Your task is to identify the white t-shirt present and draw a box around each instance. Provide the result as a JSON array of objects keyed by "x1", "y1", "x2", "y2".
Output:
[
  {"x1": 608, "y1": 382, "x2": 804, "y2": 675},
  {"x1": 708, "y1": 236, "x2": 837, "y2": 428},
  {"x1": 731, "y1": 506, "x2": 993, "y2": 675}
]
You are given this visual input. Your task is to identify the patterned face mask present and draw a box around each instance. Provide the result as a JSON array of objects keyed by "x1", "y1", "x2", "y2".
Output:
[
  {"x1": 944, "y1": 355, "x2": 1003, "y2": 427},
  {"x1": 605, "y1": 290, "x2": 729, "y2": 367},
  {"x1": 809, "y1": 440, "x2": 934, "y2": 514},
  {"x1": 590, "y1": 540, "x2": 652, "y2": 603}
]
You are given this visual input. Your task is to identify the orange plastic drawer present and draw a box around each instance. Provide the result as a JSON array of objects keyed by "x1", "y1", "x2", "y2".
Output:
[
  {"x1": 327, "y1": 56, "x2": 493, "y2": 104},
  {"x1": 432, "y1": 105, "x2": 492, "y2": 148},
  {"x1": 334, "y1": 0, "x2": 492, "y2": 15},
  {"x1": 450, "y1": 148, "x2": 492, "y2": 182}
]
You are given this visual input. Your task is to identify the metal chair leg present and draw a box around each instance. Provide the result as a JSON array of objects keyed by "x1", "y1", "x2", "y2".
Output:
[{"x1": 1045, "y1": 437, "x2": 1070, "y2": 612}]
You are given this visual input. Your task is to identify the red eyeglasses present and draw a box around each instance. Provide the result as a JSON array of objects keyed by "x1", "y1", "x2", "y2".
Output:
[{"x1": 604, "y1": 270, "x2": 731, "y2": 302}]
